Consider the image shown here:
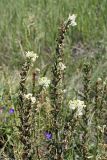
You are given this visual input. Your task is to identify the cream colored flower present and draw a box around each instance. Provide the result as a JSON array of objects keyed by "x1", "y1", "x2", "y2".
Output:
[
  {"x1": 103, "y1": 81, "x2": 106, "y2": 86},
  {"x1": 24, "y1": 93, "x2": 36, "y2": 104},
  {"x1": 38, "y1": 77, "x2": 50, "y2": 88},
  {"x1": 59, "y1": 62, "x2": 66, "y2": 71},
  {"x1": 24, "y1": 93, "x2": 33, "y2": 99},
  {"x1": 98, "y1": 125, "x2": 106, "y2": 133},
  {"x1": 69, "y1": 100, "x2": 77, "y2": 110},
  {"x1": 26, "y1": 51, "x2": 38, "y2": 62},
  {"x1": 31, "y1": 96, "x2": 36, "y2": 104},
  {"x1": 97, "y1": 77, "x2": 102, "y2": 82},
  {"x1": 69, "y1": 99, "x2": 86, "y2": 117},
  {"x1": 68, "y1": 14, "x2": 77, "y2": 26}
]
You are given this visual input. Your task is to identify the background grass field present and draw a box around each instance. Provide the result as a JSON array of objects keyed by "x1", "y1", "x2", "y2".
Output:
[
  {"x1": 0, "y1": 0, "x2": 107, "y2": 66},
  {"x1": 0, "y1": 0, "x2": 107, "y2": 102},
  {"x1": 0, "y1": 0, "x2": 107, "y2": 94}
]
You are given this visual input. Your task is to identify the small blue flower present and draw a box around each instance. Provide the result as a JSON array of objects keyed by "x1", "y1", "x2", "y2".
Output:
[
  {"x1": 9, "y1": 108, "x2": 14, "y2": 114},
  {"x1": 44, "y1": 131, "x2": 52, "y2": 140}
]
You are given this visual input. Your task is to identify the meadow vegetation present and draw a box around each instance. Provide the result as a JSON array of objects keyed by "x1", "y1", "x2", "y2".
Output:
[{"x1": 0, "y1": 0, "x2": 107, "y2": 159}]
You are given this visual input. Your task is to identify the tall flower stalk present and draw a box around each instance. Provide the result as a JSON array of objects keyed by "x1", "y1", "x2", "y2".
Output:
[
  {"x1": 94, "y1": 79, "x2": 101, "y2": 158},
  {"x1": 18, "y1": 51, "x2": 38, "y2": 159},
  {"x1": 82, "y1": 63, "x2": 91, "y2": 160},
  {"x1": 49, "y1": 14, "x2": 77, "y2": 160},
  {"x1": 94, "y1": 79, "x2": 107, "y2": 159}
]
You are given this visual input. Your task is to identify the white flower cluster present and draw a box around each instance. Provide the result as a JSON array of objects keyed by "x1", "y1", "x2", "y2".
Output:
[
  {"x1": 69, "y1": 99, "x2": 86, "y2": 117},
  {"x1": 68, "y1": 14, "x2": 77, "y2": 26},
  {"x1": 24, "y1": 93, "x2": 36, "y2": 104},
  {"x1": 98, "y1": 125, "x2": 106, "y2": 133},
  {"x1": 26, "y1": 51, "x2": 38, "y2": 62},
  {"x1": 59, "y1": 62, "x2": 66, "y2": 71},
  {"x1": 38, "y1": 77, "x2": 50, "y2": 88}
]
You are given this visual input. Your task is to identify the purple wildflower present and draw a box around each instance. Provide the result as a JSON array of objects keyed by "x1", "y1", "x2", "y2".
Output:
[
  {"x1": 44, "y1": 131, "x2": 52, "y2": 140},
  {"x1": 9, "y1": 108, "x2": 14, "y2": 114}
]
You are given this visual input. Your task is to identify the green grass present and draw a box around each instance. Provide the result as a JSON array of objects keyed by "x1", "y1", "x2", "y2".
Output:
[{"x1": 0, "y1": 0, "x2": 107, "y2": 68}]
